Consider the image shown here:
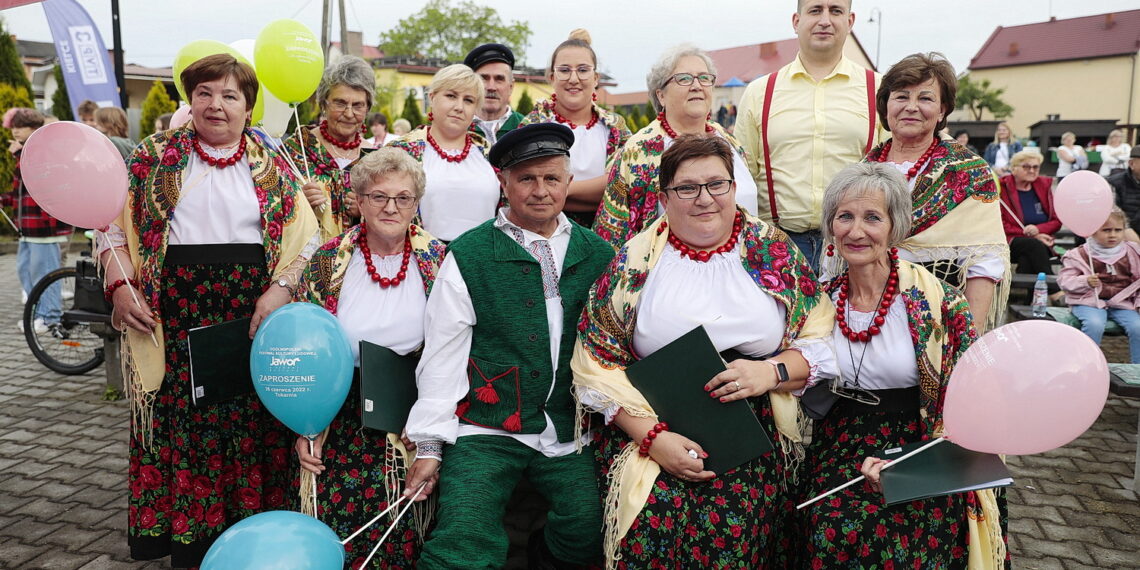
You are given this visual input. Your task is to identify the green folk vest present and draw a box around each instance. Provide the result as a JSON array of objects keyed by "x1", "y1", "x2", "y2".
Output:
[{"x1": 449, "y1": 219, "x2": 614, "y2": 442}]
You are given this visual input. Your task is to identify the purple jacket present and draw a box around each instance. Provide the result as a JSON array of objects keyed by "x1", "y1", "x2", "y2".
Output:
[{"x1": 1059, "y1": 242, "x2": 1140, "y2": 309}]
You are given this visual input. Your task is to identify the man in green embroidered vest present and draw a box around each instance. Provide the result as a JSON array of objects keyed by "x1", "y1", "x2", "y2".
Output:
[
  {"x1": 465, "y1": 43, "x2": 525, "y2": 146},
  {"x1": 405, "y1": 123, "x2": 614, "y2": 568}
]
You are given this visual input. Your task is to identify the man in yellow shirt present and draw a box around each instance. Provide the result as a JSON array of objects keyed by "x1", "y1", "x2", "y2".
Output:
[{"x1": 735, "y1": 0, "x2": 884, "y2": 269}]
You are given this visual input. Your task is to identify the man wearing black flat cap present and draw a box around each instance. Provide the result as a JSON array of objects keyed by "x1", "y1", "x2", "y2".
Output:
[
  {"x1": 1110, "y1": 146, "x2": 1140, "y2": 239},
  {"x1": 464, "y1": 43, "x2": 525, "y2": 145},
  {"x1": 405, "y1": 123, "x2": 612, "y2": 569}
]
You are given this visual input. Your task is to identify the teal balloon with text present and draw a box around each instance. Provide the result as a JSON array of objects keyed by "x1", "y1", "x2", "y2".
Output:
[
  {"x1": 250, "y1": 302, "x2": 353, "y2": 438},
  {"x1": 201, "y1": 510, "x2": 345, "y2": 569}
]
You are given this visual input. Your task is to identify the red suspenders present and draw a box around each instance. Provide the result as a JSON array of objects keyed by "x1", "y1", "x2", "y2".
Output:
[{"x1": 760, "y1": 68, "x2": 877, "y2": 225}]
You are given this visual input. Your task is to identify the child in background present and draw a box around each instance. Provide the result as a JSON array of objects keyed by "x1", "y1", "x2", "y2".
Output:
[{"x1": 1059, "y1": 207, "x2": 1140, "y2": 363}]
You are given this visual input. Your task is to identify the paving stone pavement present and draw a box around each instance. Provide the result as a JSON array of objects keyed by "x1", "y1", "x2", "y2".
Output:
[{"x1": 0, "y1": 250, "x2": 1137, "y2": 569}]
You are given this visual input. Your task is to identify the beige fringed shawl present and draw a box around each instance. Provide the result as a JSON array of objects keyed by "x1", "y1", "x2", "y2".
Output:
[
  {"x1": 570, "y1": 211, "x2": 835, "y2": 568},
  {"x1": 115, "y1": 126, "x2": 318, "y2": 446}
]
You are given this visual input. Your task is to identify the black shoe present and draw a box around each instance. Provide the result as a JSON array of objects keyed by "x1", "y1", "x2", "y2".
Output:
[{"x1": 527, "y1": 528, "x2": 583, "y2": 570}]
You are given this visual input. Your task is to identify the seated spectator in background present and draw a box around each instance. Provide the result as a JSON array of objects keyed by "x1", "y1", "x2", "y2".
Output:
[
  {"x1": 983, "y1": 121, "x2": 1022, "y2": 177},
  {"x1": 155, "y1": 112, "x2": 173, "y2": 133},
  {"x1": 954, "y1": 129, "x2": 978, "y2": 155},
  {"x1": 1099, "y1": 129, "x2": 1131, "y2": 176},
  {"x1": 77, "y1": 100, "x2": 99, "y2": 127},
  {"x1": 1109, "y1": 146, "x2": 1140, "y2": 243},
  {"x1": 1055, "y1": 131, "x2": 1088, "y2": 180},
  {"x1": 94, "y1": 107, "x2": 136, "y2": 159},
  {"x1": 392, "y1": 118, "x2": 412, "y2": 137},
  {"x1": 1059, "y1": 207, "x2": 1140, "y2": 363},
  {"x1": 999, "y1": 150, "x2": 1063, "y2": 298},
  {"x1": 364, "y1": 112, "x2": 396, "y2": 148}
]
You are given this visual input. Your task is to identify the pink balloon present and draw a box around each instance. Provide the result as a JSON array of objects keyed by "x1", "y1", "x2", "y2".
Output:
[
  {"x1": 20, "y1": 122, "x2": 128, "y2": 229},
  {"x1": 943, "y1": 320, "x2": 1109, "y2": 455},
  {"x1": 170, "y1": 105, "x2": 192, "y2": 129},
  {"x1": 1053, "y1": 170, "x2": 1113, "y2": 237}
]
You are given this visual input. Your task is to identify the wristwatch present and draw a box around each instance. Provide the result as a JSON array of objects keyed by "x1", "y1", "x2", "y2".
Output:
[
  {"x1": 276, "y1": 278, "x2": 295, "y2": 295},
  {"x1": 767, "y1": 360, "x2": 790, "y2": 384}
]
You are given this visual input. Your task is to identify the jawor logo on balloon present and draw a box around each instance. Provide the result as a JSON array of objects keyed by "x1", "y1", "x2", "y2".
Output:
[{"x1": 257, "y1": 347, "x2": 317, "y2": 398}]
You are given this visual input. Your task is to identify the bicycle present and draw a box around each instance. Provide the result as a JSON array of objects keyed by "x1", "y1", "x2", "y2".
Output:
[{"x1": 23, "y1": 256, "x2": 117, "y2": 375}]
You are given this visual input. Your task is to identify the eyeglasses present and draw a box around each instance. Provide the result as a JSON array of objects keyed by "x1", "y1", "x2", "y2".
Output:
[
  {"x1": 664, "y1": 179, "x2": 734, "y2": 200},
  {"x1": 328, "y1": 99, "x2": 369, "y2": 115},
  {"x1": 553, "y1": 65, "x2": 595, "y2": 80},
  {"x1": 360, "y1": 193, "x2": 417, "y2": 209},
  {"x1": 1019, "y1": 163, "x2": 1041, "y2": 171},
  {"x1": 667, "y1": 72, "x2": 717, "y2": 87},
  {"x1": 829, "y1": 377, "x2": 881, "y2": 406}
]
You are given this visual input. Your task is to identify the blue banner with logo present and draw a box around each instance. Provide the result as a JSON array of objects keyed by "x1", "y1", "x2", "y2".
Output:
[{"x1": 41, "y1": 0, "x2": 121, "y2": 114}]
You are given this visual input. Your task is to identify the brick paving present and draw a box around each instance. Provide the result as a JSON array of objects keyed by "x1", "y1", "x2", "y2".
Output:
[{"x1": 0, "y1": 250, "x2": 1137, "y2": 569}]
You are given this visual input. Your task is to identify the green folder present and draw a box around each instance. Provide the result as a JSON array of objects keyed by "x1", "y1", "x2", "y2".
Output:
[
  {"x1": 187, "y1": 318, "x2": 254, "y2": 407},
  {"x1": 624, "y1": 326, "x2": 773, "y2": 474},
  {"x1": 359, "y1": 341, "x2": 420, "y2": 434},
  {"x1": 876, "y1": 440, "x2": 1014, "y2": 506}
]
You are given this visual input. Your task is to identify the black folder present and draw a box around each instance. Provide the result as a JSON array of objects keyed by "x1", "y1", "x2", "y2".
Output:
[
  {"x1": 876, "y1": 440, "x2": 1014, "y2": 506},
  {"x1": 359, "y1": 341, "x2": 420, "y2": 434},
  {"x1": 624, "y1": 326, "x2": 773, "y2": 474},
  {"x1": 187, "y1": 318, "x2": 254, "y2": 407}
]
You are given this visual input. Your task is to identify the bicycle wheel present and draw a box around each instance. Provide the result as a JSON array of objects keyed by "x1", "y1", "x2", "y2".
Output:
[{"x1": 24, "y1": 267, "x2": 105, "y2": 375}]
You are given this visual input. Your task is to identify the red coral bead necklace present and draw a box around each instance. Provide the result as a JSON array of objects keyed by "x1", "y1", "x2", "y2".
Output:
[
  {"x1": 875, "y1": 137, "x2": 939, "y2": 181},
  {"x1": 835, "y1": 248, "x2": 900, "y2": 342},
  {"x1": 192, "y1": 134, "x2": 247, "y2": 168},
  {"x1": 356, "y1": 225, "x2": 415, "y2": 288},
  {"x1": 319, "y1": 120, "x2": 363, "y2": 150},
  {"x1": 658, "y1": 211, "x2": 744, "y2": 262},
  {"x1": 426, "y1": 127, "x2": 472, "y2": 163},
  {"x1": 657, "y1": 111, "x2": 715, "y2": 138}
]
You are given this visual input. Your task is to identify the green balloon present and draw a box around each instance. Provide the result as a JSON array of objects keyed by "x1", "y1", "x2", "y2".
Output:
[
  {"x1": 255, "y1": 19, "x2": 324, "y2": 104},
  {"x1": 172, "y1": 40, "x2": 263, "y2": 123}
]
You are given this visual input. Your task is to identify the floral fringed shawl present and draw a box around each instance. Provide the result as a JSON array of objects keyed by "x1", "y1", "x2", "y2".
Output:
[
  {"x1": 282, "y1": 125, "x2": 358, "y2": 241},
  {"x1": 570, "y1": 211, "x2": 835, "y2": 567},
  {"x1": 520, "y1": 99, "x2": 631, "y2": 161},
  {"x1": 117, "y1": 126, "x2": 318, "y2": 445}
]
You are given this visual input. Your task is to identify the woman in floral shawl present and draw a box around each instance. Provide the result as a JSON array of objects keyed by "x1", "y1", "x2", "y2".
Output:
[
  {"x1": 97, "y1": 54, "x2": 319, "y2": 567},
  {"x1": 864, "y1": 53, "x2": 1009, "y2": 331},
  {"x1": 294, "y1": 148, "x2": 446, "y2": 568},
  {"x1": 520, "y1": 28, "x2": 630, "y2": 228},
  {"x1": 592, "y1": 44, "x2": 758, "y2": 251},
  {"x1": 802, "y1": 162, "x2": 1007, "y2": 568},
  {"x1": 571, "y1": 136, "x2": 836, "y2": 568},
  {"x1": 283, "y1": 56, "x2": 373, "y2": 241}
]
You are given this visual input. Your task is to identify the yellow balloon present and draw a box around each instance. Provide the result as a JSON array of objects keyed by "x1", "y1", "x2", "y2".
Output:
[
  {"x1": 172, "y1": 40, "x2": 242, "y2": 102},
  {"x1": 255, "y1": 20, "x2": 324, "y2": 104}
]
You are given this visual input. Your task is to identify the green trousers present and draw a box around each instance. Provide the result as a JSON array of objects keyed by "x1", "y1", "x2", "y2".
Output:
[{"x1": 417, "y1": 435, "x2": 603, "y2": 569}]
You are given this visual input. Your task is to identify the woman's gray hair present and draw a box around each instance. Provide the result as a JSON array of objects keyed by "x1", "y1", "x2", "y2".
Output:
[
  {"x1": 646, "y1": 43, "x2": 717, "y2": 113},
  {"x1": 316, "y1": 55, "x2": 376, "y2": 111},
  {"x1": 820, "y1": 162, "x2": 912, "y2": 247},
  {"x1": 350, "y1": 147, "x2": 427, "y2": 200}
]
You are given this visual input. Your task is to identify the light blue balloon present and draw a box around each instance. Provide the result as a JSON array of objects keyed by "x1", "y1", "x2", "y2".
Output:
[
  {"x1": 250, "y1": 302, "x2": 353, "y2": 438},
  {"x1": 201, "y1": 510, "x2": 345, "y2": 569}
]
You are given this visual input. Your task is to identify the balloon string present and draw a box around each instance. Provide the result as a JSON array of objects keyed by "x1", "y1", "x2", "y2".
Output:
[
  {"x1": 289, "y1": 110, "x2": 326, "y2": 214},
  {"x1": 340, "y1": 494, "x2": 407, "y2": 545},
  {"x1": 309, "y1": 437, "x2": 319, "y2": 518},
  {"x1": 359, "y1": 482, "x2": 427, "y2": 568},
  {"x1": 796, "y1": 437, "x2": 945, "y2": 510},
  {"x1": 108, "y1": 249, "x2": 159, "y2": 348},
  {"x1": 0, "y1": 206, "x2": 21, "y2": 237},
  {"x1": 997, "y1": 199, "x2": 1026, "y2": 230}
]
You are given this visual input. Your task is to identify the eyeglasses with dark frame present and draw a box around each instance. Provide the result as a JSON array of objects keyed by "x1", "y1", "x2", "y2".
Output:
[
  {"x1": 663, "y1": 179, "x2": 734, "y2": 200},
  {"x1": 359, "y1": 192, "x2": 417, "y2": 209},
  {"x1": 829, "y1": 377, "x2": 881, "y2": 406},
  {"x1": 1019, "y1": 163, "x2": 1041, "y2": 171},
  {"x1": 328, "y1": 99, "x2": 369, "y2": 115},
  {"x1": 666, "y1": 72, "x2": 717, "y2": 87},
  {"x1": 552, "y1": 65, "x2": 595, "y2": 81}
]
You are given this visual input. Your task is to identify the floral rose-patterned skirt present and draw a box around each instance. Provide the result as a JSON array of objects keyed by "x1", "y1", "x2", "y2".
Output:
[
  {"x1": 798, "y1": 402, "x2": 969, "y2": 569},
  {"x1": 598, "y1": 397, "x2": 796, "y2": 569},
  {"x1": 307, "y1": 378, "x2": 421, "y2": 569},
  {"x1": 128, "y1": 252, "x2": 293, "y2": 568}
]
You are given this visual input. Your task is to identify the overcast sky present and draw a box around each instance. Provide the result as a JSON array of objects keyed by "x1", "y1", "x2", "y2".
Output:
[{"x1": 3, "y1": 0, "x2": 1138, "y2": 94}]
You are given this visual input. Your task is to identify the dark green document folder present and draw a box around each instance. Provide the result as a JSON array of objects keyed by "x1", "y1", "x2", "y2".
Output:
[
  {"x1": 624, "y1": 326, "x2": 773, "y2": 474},
  {"x1": 188, "y1": 318, "x2": 254, "y2": 407},
  {"x1": 359, "y1": 341, "x2": 419, "y2": 434},
  {"x1": 876, "y1": 440, "x2": 1013, "y2": 506}
]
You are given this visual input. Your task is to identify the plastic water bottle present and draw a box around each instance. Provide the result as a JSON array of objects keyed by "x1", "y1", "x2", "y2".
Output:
[{"x1": 1031, "y1": 272, "x2": 1049, "y2": 318}]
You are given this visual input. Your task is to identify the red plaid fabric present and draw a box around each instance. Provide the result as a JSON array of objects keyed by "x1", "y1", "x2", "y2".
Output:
[{"x1": 4, "y1": 152, "x2": 71, "y2": 237}]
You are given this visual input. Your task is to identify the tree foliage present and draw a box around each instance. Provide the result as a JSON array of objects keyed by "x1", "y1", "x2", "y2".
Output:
[
  {"x1": 378, "y1": 0, "x2": 531, "y2": 63},
  {"x1": 50, "y1": 65, "x2": 72, "y2": 121},
  {"x1": 372, "y1": 73, "x2": 401, "y2": 123},
  {"x1": 400, "y1": 89, "x2": 424, "y2": 127},
  {"x1": 515, "y1": 89, "x2": 534, "y2": 116},
  {"x1": 140, "y1": 80, "x2": 176, "y2": 137},
  {"x1": 0, "y1": 83, "x2": 33, "y2": 233},
  {"x1": 0, "y1": 19, "x2": 31, "y2": 96},
  {"x1": 956, "y1": 75, "x2": 1013, "y2": 121}
]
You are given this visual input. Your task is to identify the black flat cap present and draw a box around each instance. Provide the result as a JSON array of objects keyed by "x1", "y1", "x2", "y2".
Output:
[
  {"x1": 464, "y1": 43, "x2": 515, "y2": 70},
  {"x1": 489, "y1": 123, "x2": 575, "y2": 170},
  {"x1": 1131, "y1": 146, "x2": 1140, "y2": 159}
]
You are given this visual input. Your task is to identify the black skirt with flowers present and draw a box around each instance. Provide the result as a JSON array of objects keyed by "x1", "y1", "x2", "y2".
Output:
[
  {"x1": 798, "y1": 398, "x2": 969, "y2": 569},
  {"x1": 128, "y1": 246, "x2": 294, "y2": 568},
  {"x1": 598, "y1": 396, "x2": 797, "y2": 569}
]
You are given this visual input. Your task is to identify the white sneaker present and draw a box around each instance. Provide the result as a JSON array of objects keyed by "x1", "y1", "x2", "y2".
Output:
[{"x1": 16, "y1": 318, "x2": 49, "y2": 334}]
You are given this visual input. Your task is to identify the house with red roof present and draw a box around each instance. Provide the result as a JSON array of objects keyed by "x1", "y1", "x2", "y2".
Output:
[{"x1": 965, "y1": 10, "x2": 1140, "y2": 144}]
